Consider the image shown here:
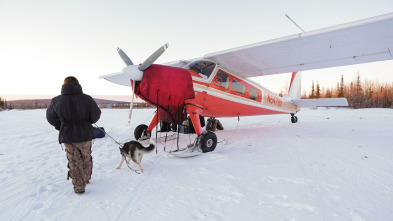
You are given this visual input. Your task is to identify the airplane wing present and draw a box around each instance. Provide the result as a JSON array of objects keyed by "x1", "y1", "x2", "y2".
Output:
[
  {"x1": 161, "y1": 58, "x2": 202, "y2": 68},
  {"x1": 202, "y1": 13, "x2": 393, "y2": 78}
]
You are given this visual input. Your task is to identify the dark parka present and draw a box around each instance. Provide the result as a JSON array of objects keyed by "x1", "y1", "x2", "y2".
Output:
[{"x1": 46, "y1": 81, "x2": 101, "y2": 144}]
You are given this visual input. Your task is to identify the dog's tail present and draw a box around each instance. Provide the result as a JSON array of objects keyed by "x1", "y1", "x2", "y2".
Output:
[{"x1": 140, "y1": 138, "x2": 156, "y2": 153}]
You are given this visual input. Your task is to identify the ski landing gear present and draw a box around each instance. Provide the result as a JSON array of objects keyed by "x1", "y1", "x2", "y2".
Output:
[
  {"x1": 136, "y1": 105, "x2": 220, "y2": 157},
  {"x1": 291, "y1": 113, "x2": 298, "y2": 123},
  {"x1": 172, "y1": 105, "x2": 219, "y2": 157},
  {"x1": 172, "y1": 131, "x2": 217, "y2": 158}
]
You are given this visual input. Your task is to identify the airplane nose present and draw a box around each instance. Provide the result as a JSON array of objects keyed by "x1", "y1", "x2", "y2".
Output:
[
  {"x1": 117, "y1": 43, "x2": 169, "y2": 82},
  {"x1": 114, "y1": 43, "x2": 169, "y2": 124},
  {"x1": 122, "y1": 65, "x2": 144, "y2": 81}
]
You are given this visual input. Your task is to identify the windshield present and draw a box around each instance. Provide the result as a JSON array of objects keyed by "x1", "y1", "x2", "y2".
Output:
[{"x1": 184, "y1": 60, "x2": 216, "y2": 79}]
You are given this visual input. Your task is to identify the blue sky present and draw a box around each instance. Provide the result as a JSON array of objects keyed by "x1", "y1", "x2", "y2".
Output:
[{"x1": 1, "y1": 0, "x2": 393, "y2": 98}]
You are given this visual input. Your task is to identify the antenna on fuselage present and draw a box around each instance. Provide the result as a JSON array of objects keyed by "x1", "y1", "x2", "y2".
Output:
[{"x1": 285, "y1": 14, "x2": 306, "y2": 33}]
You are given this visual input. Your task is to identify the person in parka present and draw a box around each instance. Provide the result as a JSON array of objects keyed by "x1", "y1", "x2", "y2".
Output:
[{"x1": 46, "y1": 76, "x2": 101, "y2": 194}]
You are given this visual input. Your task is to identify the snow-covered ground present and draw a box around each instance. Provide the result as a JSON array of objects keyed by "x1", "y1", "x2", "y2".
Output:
[{"x1": 1, "y1": 108, "x2": 393, "y2": 221}]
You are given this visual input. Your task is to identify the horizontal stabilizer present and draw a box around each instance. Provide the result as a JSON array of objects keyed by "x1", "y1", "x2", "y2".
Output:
[
  {"x1": 292, "y1": 98, "x2": 348, "y2": 108},
  {"x1": 99, "y1": 72, "x2": 132, "y2": 87}
]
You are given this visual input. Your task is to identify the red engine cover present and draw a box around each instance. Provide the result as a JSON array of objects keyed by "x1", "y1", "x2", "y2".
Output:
[{"x1": 136, "y1": 64, "x2": 195, "y2": 124}]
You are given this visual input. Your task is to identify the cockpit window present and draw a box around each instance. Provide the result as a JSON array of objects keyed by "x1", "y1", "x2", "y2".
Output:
[
  {"x1": 232, "y1": 78, "x2": 246, "y2": 95},
  {"x1": 249, "y1": 87, "x2": 258, "y2": 100},
  {"x1": 184, "y1": 60, "x2": 216, "y2": 79},
  {"x1": 214, "y1": 70, "x2": 230, "y2": 89}
]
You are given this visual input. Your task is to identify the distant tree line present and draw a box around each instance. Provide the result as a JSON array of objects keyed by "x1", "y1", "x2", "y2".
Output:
[
  {"x1": 0, "y1": 97, "x2": 154, "y2": 110},
  {"x1": 0, "y1": 96, "x2": 7, "y2": 110},
  {"x1": 304, "y1": 73, "x2": 393, "y2": 108},
  {"x1": 98, "y1": 102, "x2": 154, "y2": 109}
]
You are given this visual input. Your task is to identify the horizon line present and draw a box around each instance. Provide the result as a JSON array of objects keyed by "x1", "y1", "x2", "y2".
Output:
[{"x1": 0, "y1": 94, "x2": 134, "y2": 102}]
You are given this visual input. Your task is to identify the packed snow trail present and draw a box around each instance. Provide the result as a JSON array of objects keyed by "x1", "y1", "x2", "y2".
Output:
[{"x1": 1, "y1": 108, "x2": 393, "y2": 220}]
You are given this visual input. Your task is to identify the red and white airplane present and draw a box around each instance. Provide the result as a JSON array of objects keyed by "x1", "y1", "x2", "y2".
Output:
[{"x1": 102, "y1": 13, "x2": 393, "y2": 153}]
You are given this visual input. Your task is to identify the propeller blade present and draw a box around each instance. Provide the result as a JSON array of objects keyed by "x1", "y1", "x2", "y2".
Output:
[
  {"x1": 117, "y1": 48, "x2": 133, "y2": 66},
  {"x1": 128, "y1": 80, "x2": 136, "y2": 124},
  {"x1": 138, "y1": 43, "x2": 169, "y2": 71}
]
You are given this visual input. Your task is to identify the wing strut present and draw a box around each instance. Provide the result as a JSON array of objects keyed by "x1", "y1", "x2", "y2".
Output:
[{"x1": 285, "y1": 14, "x2": 306, "y2": 33}]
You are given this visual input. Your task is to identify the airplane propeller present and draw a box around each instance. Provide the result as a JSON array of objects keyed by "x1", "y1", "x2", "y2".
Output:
[
  {"x1": 138, "y1": 43, "x2": 169, "y2": 71},
  {"x1": 117, "y1": 48, "x2": 133, "y2": 66},
  {"x1": 116, "y1": 43, "x2": 169, "y2": 124}
]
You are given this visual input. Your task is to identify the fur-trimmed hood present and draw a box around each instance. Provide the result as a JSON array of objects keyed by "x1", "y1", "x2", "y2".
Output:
[
  {"x1": 61, "y1": 81, "x2": 83, "y2": 95},
  {"x1": 46, "y1": 82, "x2": 101, "y2": 144}
]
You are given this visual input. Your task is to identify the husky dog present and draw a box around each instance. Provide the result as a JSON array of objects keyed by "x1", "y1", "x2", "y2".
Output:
[{"x1": 116, "y1": 138, "x2": 156, "y2": 173}]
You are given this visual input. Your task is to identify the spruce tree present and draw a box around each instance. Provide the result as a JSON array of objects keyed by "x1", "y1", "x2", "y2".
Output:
[
  {"x1": 309, "y1": 81, "x2": 315, "y2": 98},
  {"x1": 353, "y1": 72, "x2": 363, "y2": 108},
  {"x1": 338, "y1": 75, "x2": 345, "y2": 97},
  {"x1": 325, "y1": 88, "x2": 332, "y2": 98},
  {"x1": 0, "y1": 96, "x2": 4, "y2": 108}
]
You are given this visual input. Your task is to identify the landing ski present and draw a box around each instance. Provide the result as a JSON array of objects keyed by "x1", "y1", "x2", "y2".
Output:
[{"x1": 171, "y1": 139, "x2": 228, "y2": 158}]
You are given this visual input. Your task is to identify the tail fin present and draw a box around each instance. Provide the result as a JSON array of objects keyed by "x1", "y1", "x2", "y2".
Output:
[{"x1": 284, "y1": 72, "x2": 302, "y2": 100}]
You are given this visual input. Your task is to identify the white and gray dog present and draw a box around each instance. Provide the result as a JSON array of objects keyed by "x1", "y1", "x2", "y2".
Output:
[{"x1": 116, "y1": 138, "x2": 155, "y2": 173}]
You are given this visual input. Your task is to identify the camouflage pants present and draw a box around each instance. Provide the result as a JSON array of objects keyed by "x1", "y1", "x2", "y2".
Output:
[{"x1": 65, "y1": 141, "x2": 92, "y2": 193}]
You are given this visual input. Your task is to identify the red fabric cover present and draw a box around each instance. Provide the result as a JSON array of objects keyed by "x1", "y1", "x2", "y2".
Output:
[{"x1": 136, "y1": 64, "x2": 195, "y2": 124}]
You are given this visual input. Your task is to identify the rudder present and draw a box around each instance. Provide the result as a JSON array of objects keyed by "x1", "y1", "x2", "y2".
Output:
[{"x1": 288, "y1": 71, "x2": 302, "y2": 100}]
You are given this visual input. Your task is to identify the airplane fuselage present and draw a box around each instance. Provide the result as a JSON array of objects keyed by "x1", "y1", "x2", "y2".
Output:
[{"x1": 184, "y1": 60, "x2": 300, "y2": 119}]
